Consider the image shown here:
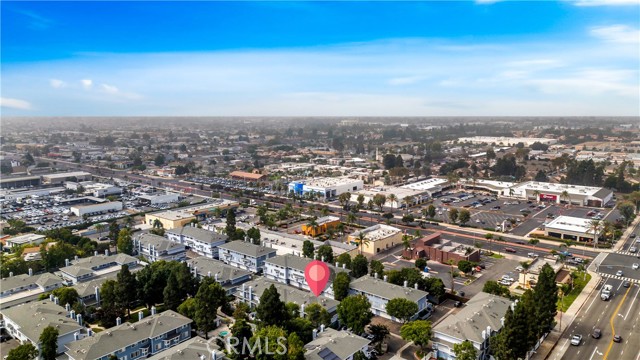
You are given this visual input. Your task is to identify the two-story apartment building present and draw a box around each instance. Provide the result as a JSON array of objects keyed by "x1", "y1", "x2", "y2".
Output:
[
  {"x1": 432, "y1": 292, "x2": 512, "y2": 360},
  {"x1": 65, "y1": 310, "x2": 192, "y2": 360},
  {"x1": 165, "y1": 226, "x2": 227, "y2": 259},
  {"x1": 71, "y1": 274, "x2": 116, "y2": 307},
  {"x1": 217, "y1": 241, "x2": 277, "y2": 273},
  {"x1": 186, "y1": 256, "x2": 252, "y2": 295},
  {"x1": 235, "y1": 279, "x2": 339, "y2": 324},
  {"x1": 59, "y1": 253, "x2": 139, "y2": 284},
  {"x1": 0, "y1": 272, "x2": 64, "y2": 310},
  {"x1": 144, "y1": 336, "x2": 227, "y2": 360},
  {"x1": 134, "y1": 233, "x2": 186, "y2": 263},
  {"x1": 2, "y1": 300, "x2": 85, "y2": 355},
  {"x1": 264, "y1": 254, "x2": 348, "y2": 298},
  {"x1": 348, "y1": 276, "x2": 429, "y2": 322},
  {"x1": 305, "y1": 328, "x2": 371, "y2": 360}
]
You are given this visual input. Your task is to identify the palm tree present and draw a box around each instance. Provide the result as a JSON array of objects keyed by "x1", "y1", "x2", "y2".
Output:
[
  {"x1": 447, "y1": 259, "x2": 456, "y2": 294},
  {"x1": 95, "y1": 223, "x2": 106, "y2": 238},
  {"x1": 402, "y1": 234, "x2": 413, "y2": 252},
  {"x1": 532, "y1": 190, "x2": 541, "y2": 203},
  {"x1": 447, "y1": 172, "x2": 460, "y2": 191},
  {"x1": 346, "y1": 212, "x2": 357, "y2": 225},
  {"x1": 402, "y1": 196, "x2": 414, "y2": 215},
  {"x1": 589, "y1": 219, "x2": 602, "y2": 249},
  {"x1": 356, "y1": 232, "x2": 370, "y2": 255},
  {"x1": 560, "y1": 190, "x2": 571, "y2": 206},
  {"x1": 508, "y1": 187, "x2": 515, "y2": 198},
  {"x1": 306, "y1": 217, "x2": 319, "y2": 236},
  {"x1": 528, "y1": 238, "x2": 539, "y2": 251},
  {"x1": 152, "y1": 219, "x2": 163, "y2": 230},
  {"x1": 520, "y1": 261, "x2": 532, "y2": 288},
  {"x1": 386, "y1": 194, "x2": 398, "y2": 212}
]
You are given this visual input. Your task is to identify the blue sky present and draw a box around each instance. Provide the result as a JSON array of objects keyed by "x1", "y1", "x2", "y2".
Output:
[{"x1": 2, "y1": 1, "x2": 639, "y2": 116}]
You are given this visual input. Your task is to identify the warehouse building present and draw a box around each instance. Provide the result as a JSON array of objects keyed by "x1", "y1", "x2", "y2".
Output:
[
  {"x1": 70, "y1": 201, "x2": 123, "y2": 217},
  {"x1": 42, "y1": 171, "x2": 92, "y2": 184},
  {"x1": 288, "y1": 177, "x2": 363, "y2": 200},
  {"x1": 144, "y1": 199, "x2": 238, "y2": 229},
  {"x1": 138, "y1": 193, "x2": 180, "y2": 205},
  {"x1": 401, "y1": 177, "x2": 450, "y2": 197},
  {"x1": 0, "y1": 175, "x2": 42, "y2": 189},
  {"x1": 458, "y1": 136, "x2": 557, "y2": 146}
]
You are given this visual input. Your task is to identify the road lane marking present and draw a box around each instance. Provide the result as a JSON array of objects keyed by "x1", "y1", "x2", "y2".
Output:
[
  {"x1": 603, "y1": 285, "x2": 632, "y2": 360},
  {"x1": 589, "y1": 346, "x2": 599, "y2": 360},
  {"x1": 623, "y1": 285, "x2": 640, "y2": 320}
]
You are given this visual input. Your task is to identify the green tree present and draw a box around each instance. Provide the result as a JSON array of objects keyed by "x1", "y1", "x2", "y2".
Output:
[
  {"x1": 337, "y1": 295, "x2": 373, "y2": 334},
  {"x1": 305, "y1": 303, "x2": 332, "y2": 328},
  {"x1": 426, "y1": 204, "x2": 436, "y2": 219},
  {"x1": 177, "y1": 297, "x2": 197, "y2": 320},
  {"x1": 449, "y1": 208, "x2": 459, "y2": 224},
  {"x1": 336, "y1": 253, "x2": 351, "y2": 269},
  {"x1": 316, "y1": 244, "x2": 334, "y2": 264},
  {"x1": 52, "y1": 287, "x2": 79, "y2": 308},
  {"x1": 386, "y1": 298, "x2": 419, "y2": 323},
  {"x1": 458, "y1": 209, "x2": 471, "y2": 226},
  {"x1": 287, "y1": 332, "x2": 306, "y2": 360},
  {"x1": 39, "y1": 326, "x2": 59, "y2": 360},
  {"x1": 256, "y1": 284, "x2": 289, "y2": 327},
  {"x1": 247, "y1": 227, "x2": 261, "y2": 245},
  {"x1": 457, "y1": 260, "x2": 473, "y2": 273},
  {"x1": 302, "y1": 240, "x2": 315, "y2": 258},
  {"x1": 249, "y1": 326, "x2": 288, "y2": 360},
  {"x1": 357, "y1": 194, "x2": 365, "y2": 208},
  {"x1": 117, "y1": 228, "x2": 133, "y2": 255},
  {"x1": 415, "y1": 258, "x2": 427, "y2": 270},
  {"x1": 333, "y1": 272, "x2": 351, "y2": 301},
  {"x1": 482, "y1": 280, "x2": 511, "y2": 297},
  {"x1": 117, "y1": 264, "x2": 138, "y2": 317},
  {"x1": 6, "y1": 344, "x2": 39, "y2": 360},
  {"x1": 368, "y1": 323, "x2": 390, "y2": 344},
  {"x1": 226, "y1": 209, "x2": 237, "y2": 240},
  {"x1": 369, "y1": 260, "x2": 384, "y2": 278},
  {"x1": 618, "y1": 201, "x2": 636, "y2": 225},
  {"x1": 230, "y1": 318, "x2": 253, "y2": 357},
  {"x1": 453, "y1": 340, "x2": 478, "y2": 360},
  {"x1": 400, "y1": 320, "x2": 432, "y2": 352},
  {"x1": 373, "y1": 194, "x2": 387, "y2": 212},
  {"x1": 533, "y1": 263, "x2": 558, "y2": 336},
  {"x1": 194, "y1": 277, "x2": 227, "y2": 339},
  {"x1": 491, "y1": 307, "x2": 516, "y2": 360},
  {"x1": 99, "y1": 280, "x2": 124, "y2": 327},
  {"x1": 163, "y1": 272, "x2": 182, "y2": 310},
  {"x1": 351, "y1": 254, "x2": 369, "y2": 278}
]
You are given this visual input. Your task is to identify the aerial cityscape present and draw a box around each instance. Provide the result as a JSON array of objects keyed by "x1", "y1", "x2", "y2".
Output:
[{"x1": 1, "y1": 2, "x2": 639, "y2": 360}]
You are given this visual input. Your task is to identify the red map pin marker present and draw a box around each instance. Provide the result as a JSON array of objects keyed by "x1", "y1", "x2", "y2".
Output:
[{"x1": 305, "y1": 260, "x2": 330, "y2": 297}]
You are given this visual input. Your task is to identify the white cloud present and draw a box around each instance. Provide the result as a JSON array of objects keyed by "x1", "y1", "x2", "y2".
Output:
[
  {"x1": 388, "y1": 76, "x2": 425, "y2": 86},
  {"x1": 1, "y1": 97, "x2": 32, "y2": 110},
  {"x1": 81, "y1": 79, "x2": 93, "y2": 90},
  {"x1": 573, "y1": 0, "x2": 640, "y2": 6},
  {"x1": 590, "y1": 25, "x2": 640, "y2": 44},
  {"x1": 49, "y1": 79, "x2": 66, "y2": 88},
  {"x1": 100, "y1": 83, "x2": 119, "y2": 94}
]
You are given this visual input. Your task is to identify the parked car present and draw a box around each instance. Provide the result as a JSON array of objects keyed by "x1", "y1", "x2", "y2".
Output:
[{"x1": 630, "y1": 247, "x2": 637, "y2": 253}]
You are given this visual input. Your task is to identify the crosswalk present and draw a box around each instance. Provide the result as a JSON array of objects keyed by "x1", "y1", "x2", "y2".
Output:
[
  {"x1": 613, "y1": 249, "x2": 639, "y2": 256},
  {"x1": 599, "y1": 272, "x2": 640, "y2": 284}
]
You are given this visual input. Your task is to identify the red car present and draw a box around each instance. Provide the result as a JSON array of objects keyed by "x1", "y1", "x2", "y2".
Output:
[{"x1": 505, "y1": 248, "x2": 516, "y2": 253}]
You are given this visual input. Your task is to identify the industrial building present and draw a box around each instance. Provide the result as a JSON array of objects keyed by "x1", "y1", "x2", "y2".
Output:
[
  {"x1": 347, "y1": 224, "x2": 403, "y2": 255},
  {"x1": 42, "y1": 171, "x2": 92, "y2": 184},
  {"x1": 0, "y1": 175, "x2": 41, "y2": 189},
  {"x1": 288, "y1": 177, "x2": 363, "y2": 199},
  {"x1": 457, "y1": 136, "x2": 557, "y2": 146},
  {"x1": 400, "y1": 177, "x2": 450, "y2": 197},
  {"x1": 144, "y1": 199, "x2": 238, "y2": 229},
  {"x1": 70, "y1": 201, "x2": 123, "y2": 217},
  {"x1": 138, "y1": 192, "x2": 180, "y2": 205}
]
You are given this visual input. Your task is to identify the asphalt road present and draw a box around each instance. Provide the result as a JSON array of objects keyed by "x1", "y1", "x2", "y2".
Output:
[
  {"x1": 560, "y1": 277, "x2": 640, "y2": 360},
  {"x1": 597, "y1": 253, "x2": 640, "y2": 283}
]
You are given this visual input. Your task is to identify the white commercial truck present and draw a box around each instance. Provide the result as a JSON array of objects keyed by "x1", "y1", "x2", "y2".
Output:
[{"x1": 601, "y1": 284, "x2": 613, "y2": 301}]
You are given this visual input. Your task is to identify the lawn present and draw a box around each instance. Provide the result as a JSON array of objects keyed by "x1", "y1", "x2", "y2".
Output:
[
  {"x1": 490, "y1": 253, "x2": 505, "y2": 259},
  {"x1": 557, "y1": 271, "x2": 592, "y2": 312}
]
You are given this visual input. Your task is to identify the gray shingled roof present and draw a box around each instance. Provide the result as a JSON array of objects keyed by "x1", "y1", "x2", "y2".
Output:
[
  {"x1": 433, "y1": 292, "x2": 512, "y2": 344},
  {"x1": 136, "y1": 233, "x2": 185, "y2": 252},
  {"x1": 145, "y1": 336, "x2": 227, "y2": 360},
  {"x1": 1, "y1": 301, "x2": 83, "y2": 342},
  {"x1": 349, "y1": 276, "x2": 428, "y2": 302},
  {"x1": 72, "y1": 274, "x2": 116, "y2": 298},
  {"x1": 60, "y1": 254, "x2": 138, "y2": 278},
  {"x1": 265, "y1": 254, "x2": 349, "y2": 274},
  {"x1": 304, "y1": 328, "x2": 370, "y2": 360},
  {"x1": 167, "y1": 226, "x2": 227, "y2": 244},
  {"x1": 186, "y1": 257, "x2": 252, "y2": 283},
  {"x1": 65, "y1": 310, "x2": 192, "y2": 360},
  {"x1": 218, "y1": 241, "x2": 276, "y2": 258},
  {"x1": 239, "y1": 279, "x2": 338, "y2": 312},
  {"x1": 2, "y1": 273, "x2": 64, "y2": 293}
]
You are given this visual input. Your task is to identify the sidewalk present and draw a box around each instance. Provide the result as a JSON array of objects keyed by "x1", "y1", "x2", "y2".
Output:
[
  {"x1": 612, "y1": 214, "x2": 640, "y2": 251},
  {"x1": 533, "y1": 270, "x2": 601, "y2": 360}
]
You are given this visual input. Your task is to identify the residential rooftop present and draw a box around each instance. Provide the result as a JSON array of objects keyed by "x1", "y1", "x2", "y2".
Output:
[
  {"x1": 349, "y1": 276, "x2": 428, "y2": 302},
  {"x1": 266, "y1": 254, "x2": 349, "y2": 274},
  {"x1": 433, "y1": 292, "x2": 512, "y2": 344},
  {"x1": 135, "y1": 233, "x2": 186, "y2": 253},
  {"x1": 166, "y1": 226, "x2": 227, "y2": 244},
  {"x1": 304, "y1": 328, "x2": 370, "y2": 360},
  {"x1": 239, "y1": 279, "x2": 338, "y2": 311},
  {"x1": 218, "y1": 240, "x2": 277, "y2": 258},
  {"x1": 1, "y1": 301, "x2": 83, "y2": 343},
  {"x1": 186, "y1": 257, "x2": 252, "y2": 283}
]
